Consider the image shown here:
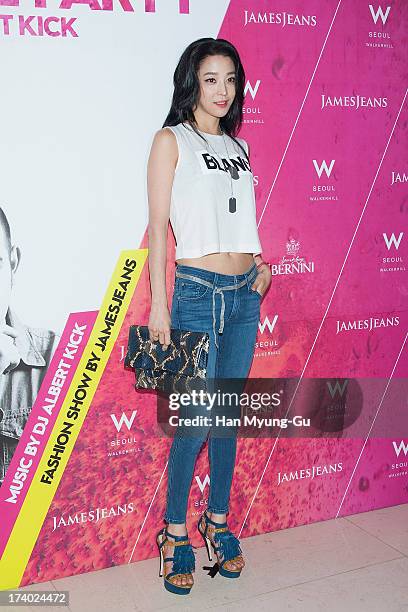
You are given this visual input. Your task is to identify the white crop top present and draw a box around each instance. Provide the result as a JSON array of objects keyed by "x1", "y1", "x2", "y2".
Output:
[{"x1": 165, "y1": 122, "x2": 262, "y2": 260}]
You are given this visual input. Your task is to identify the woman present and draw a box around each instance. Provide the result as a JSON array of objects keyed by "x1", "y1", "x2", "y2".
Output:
[{"x1": 147, "y1": 37, "x2": 272, "y2": 595}]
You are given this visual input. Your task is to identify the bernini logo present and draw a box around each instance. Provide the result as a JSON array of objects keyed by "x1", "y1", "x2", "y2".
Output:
[
  {"x1": 244, "y1": 10, "x2": 317, "y2": 27},
  {"x1": 271, "y1": 239, "x2": 315, "y2": 276}
]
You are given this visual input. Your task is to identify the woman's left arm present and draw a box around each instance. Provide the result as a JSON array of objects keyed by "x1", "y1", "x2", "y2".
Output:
[{"x1": 246, "y1": 140, "x2": 272, "y2": 295}]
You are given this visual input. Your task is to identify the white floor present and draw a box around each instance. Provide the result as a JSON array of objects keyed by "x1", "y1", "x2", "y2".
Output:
[{"x1": 13, "y1": 503, "x2": 408, "y2": 612}]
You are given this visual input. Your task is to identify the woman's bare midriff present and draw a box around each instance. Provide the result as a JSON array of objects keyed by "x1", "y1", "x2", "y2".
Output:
[{"x1": 175, "y1": 252, "x2": 255, "y2": 275}]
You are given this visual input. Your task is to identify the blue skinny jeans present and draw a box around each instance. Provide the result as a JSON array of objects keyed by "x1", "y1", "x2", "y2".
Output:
[{"x1": 164, "y1": 262, "x2": 261, "y2": 524}]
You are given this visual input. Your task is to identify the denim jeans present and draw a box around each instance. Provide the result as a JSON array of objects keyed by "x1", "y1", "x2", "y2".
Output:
[{"x1": 164, "y1": 261, "x2": 261, "y2": 524}]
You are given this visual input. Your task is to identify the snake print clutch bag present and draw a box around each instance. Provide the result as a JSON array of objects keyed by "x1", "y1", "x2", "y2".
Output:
[{"x1": 124, "y1": 325, "x2": 210, "y2": 395}]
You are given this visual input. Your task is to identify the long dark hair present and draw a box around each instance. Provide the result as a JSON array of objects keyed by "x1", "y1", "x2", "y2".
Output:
[{"x1": 162, "y1": 37, "x2": 248, "y2": 160}]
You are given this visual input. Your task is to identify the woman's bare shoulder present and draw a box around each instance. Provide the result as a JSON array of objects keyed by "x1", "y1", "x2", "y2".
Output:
[
  {"x1": 154, "y1": 126, "x2": 178, "y2": 143},
  {"x1": 149, "y1": 127, "x2": 178, "y2": 169}
]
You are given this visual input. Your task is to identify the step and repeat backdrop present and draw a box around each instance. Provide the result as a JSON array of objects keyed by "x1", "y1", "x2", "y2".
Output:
[{"x1": 0, "y1": 0, "x2": 407, "y2": 590}]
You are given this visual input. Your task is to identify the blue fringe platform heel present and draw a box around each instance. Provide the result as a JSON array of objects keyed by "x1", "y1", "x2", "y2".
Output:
[
  {"x1": 156, "y1": 527, "x2": 196, "y2": 595},
  {"x1": 197, "y1": 509, "x2": 244, "y2": 578}
]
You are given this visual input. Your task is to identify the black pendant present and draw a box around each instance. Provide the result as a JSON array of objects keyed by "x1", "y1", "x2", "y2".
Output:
[
  {"x1": 229, "y1": 197, "x2": 236, "y2": 213},
  {"x1": 228, "y1": 166, "x2": 239, "y2": 180}
]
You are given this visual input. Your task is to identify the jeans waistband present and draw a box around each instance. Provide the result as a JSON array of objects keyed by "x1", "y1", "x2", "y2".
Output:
[
  {"x1": 175, "y1": 262, "x2": 258, "y2": 288},
  {"x1": 174, "y1": 262, "x2": 258, "y2": 349}
]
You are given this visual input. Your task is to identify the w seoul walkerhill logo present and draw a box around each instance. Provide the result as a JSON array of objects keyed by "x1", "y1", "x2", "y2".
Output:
[
  {"x1": 108, "y1": 410, "x2": 142, "y2": 456},
  {"x1": 192, "y1": 473, "x2": 210, "y2": 511},
  {"x1": 254, "y1": 315, "x2": 280, "y2": 358},
  {"x1": 195, "y1": 473, "x2": 210, "y2": 495},
  {"x1": 243, "y1": 79, "x2": 264, "y2": 128},
  {"x1": 310, "y1": 159, "x2": 338, "y2": 203},
  {"x1": 379, "y1": 232, "x2": 405, "y2": 274},
  {"x1": 0, "y1": 0, "x2": 190, "y2": 38},
  {"x1": 366, "y1": 4, "x2": 394, "y2": 49},
  {"x1": 390, "y1": 441, "x2": 408, "y2": 479}
]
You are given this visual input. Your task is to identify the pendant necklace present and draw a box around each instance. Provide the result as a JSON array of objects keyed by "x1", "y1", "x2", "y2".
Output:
[{"x1": 203, "y1": 130, "x2": 239, "y2": 214}]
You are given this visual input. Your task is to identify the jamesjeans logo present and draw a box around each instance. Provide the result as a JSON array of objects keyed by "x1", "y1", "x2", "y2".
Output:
[
  {"x1": 244, "y1": 10, "x2": 317, "y2": 27},
  {"x1": 391, "y1": 172, "x2": 408, "y2": 185}
]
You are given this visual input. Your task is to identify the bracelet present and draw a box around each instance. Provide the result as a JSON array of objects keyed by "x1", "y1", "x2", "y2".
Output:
[{"x1": 256, "y1": 261, "x2": 271, "y2": 272}]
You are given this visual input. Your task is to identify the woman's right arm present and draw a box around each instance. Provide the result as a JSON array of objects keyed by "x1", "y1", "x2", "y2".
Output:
[{"x1": 147, "y1": 127, "x2": 178, "y2": 350}]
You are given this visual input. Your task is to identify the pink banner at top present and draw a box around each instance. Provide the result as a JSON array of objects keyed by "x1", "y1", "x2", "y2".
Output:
[{"x1": 0, "y1": 311, "x2": 97, "y2": 556}]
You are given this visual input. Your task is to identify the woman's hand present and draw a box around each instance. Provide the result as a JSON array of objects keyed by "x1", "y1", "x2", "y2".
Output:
[
  {"x1": 148, "y1": 304, "x2": 172, "y2": 350},
  {"x1": 251, "y1": 265, "x2": 272, "y2": 297}
]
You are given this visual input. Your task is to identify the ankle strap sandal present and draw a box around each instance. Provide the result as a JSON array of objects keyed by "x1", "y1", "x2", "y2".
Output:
[
  {"x1": 156, "y1": 527, "x2": 196, "y2": 595},
  {"x1": 197, "y1": 510, "x2": 244, "y2": 578}
]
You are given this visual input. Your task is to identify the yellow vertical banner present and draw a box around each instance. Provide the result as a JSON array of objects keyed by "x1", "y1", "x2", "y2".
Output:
[{"x1": 0, "y1": 249, "x2": 147, "y2": 590}]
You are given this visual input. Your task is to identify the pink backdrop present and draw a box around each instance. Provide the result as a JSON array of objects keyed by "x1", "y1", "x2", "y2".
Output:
[{"x1": 3, "y1": 0, "x2": 407, "y2": 586}]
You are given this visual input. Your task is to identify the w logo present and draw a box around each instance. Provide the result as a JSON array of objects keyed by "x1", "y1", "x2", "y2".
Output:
[
  {"x1": 369, "y1": 4, "x2": 391, "y2": 25},
  {"x1": 313, "y1": 159, "x2": 335, "y2": 179},
  {"x1": 258, "y1": 314, "x2": 278, "y2": 334},
  {"x1": 392, "y1": 440, "x2": 408, "y2": 457},
  {"x1": 383, "y1": 232, "x2": 403, "y2": 250},
  {"x1": 110, "y1": 411, "x2": 137, "y2": 432},
  {"x1": 326, "y1": 379, "x2": 348, "y2": 398},
  {"x1": 195, "y1": 474, "x2": 210, "y2": 493},
  {"x1": 244, "y1": 80, "x2": 261, "y2": 100}
]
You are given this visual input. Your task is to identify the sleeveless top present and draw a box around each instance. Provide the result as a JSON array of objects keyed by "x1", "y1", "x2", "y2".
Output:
[{"x1": 165, "y1": 122, "x2": 262, "y2": 260}]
